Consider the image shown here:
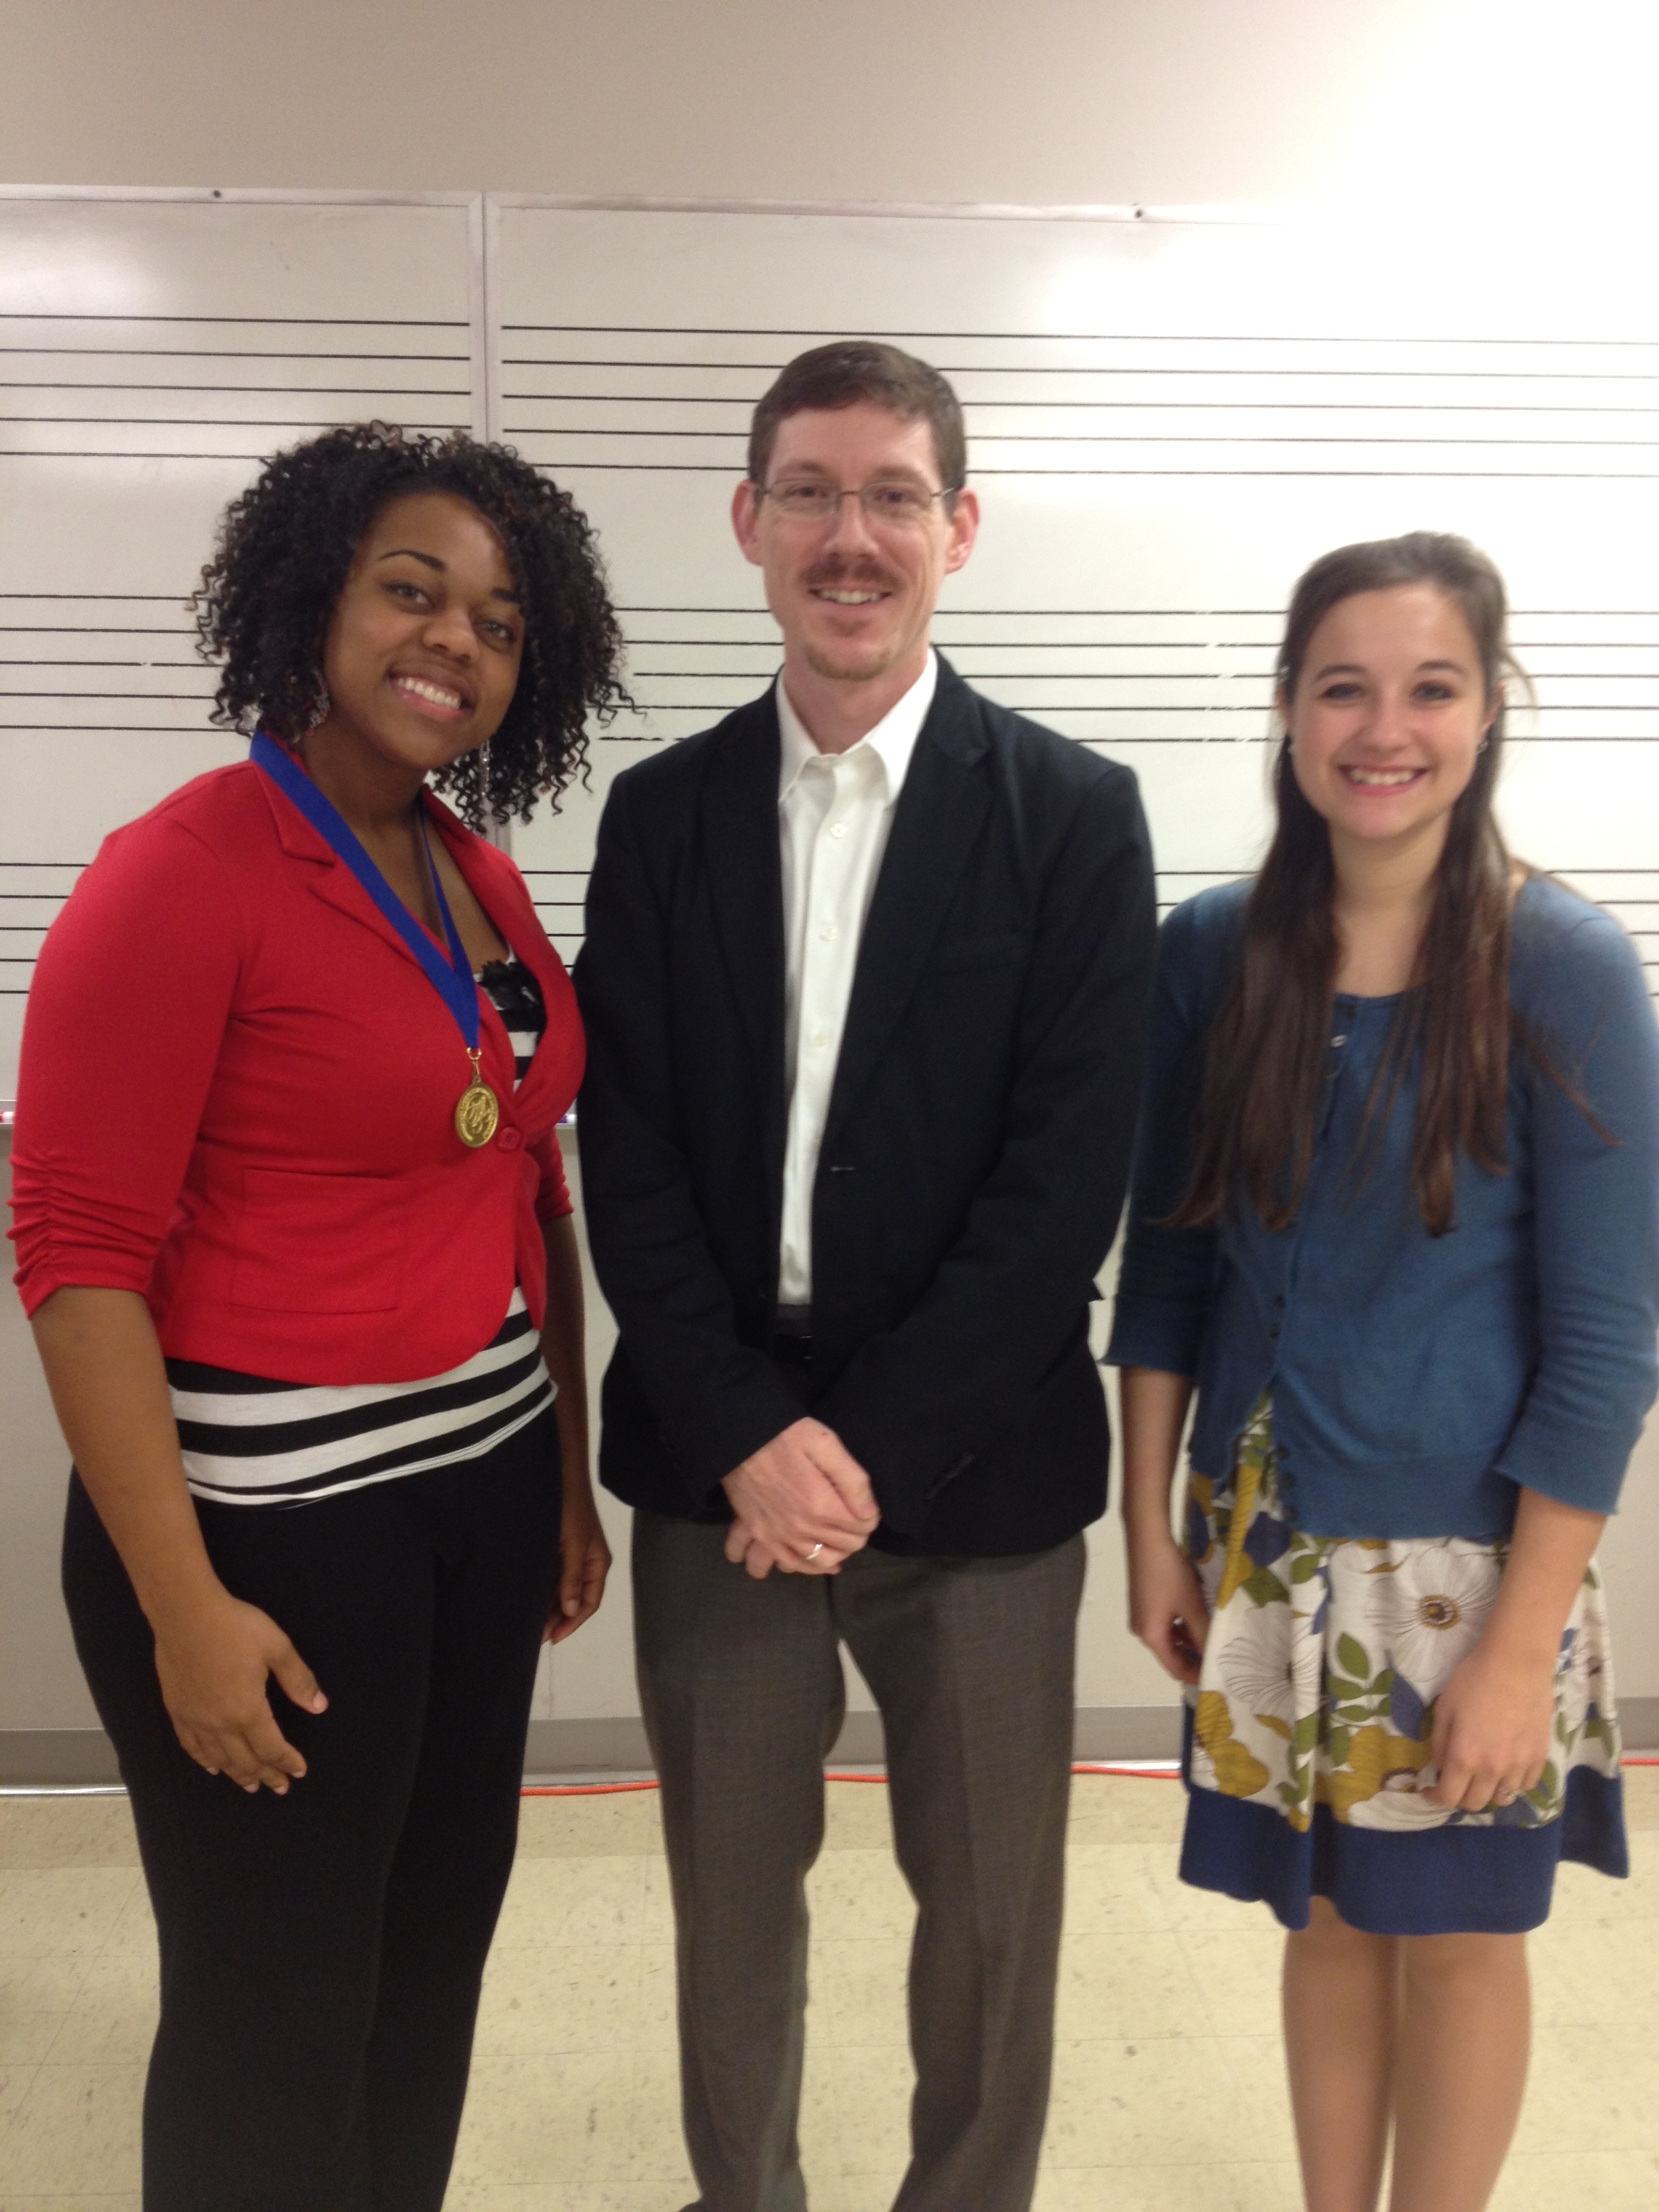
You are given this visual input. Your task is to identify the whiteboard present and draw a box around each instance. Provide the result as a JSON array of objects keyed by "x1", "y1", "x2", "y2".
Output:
[
  {"x1": 491, "y1": 205, "x2": 1659, "y2": 1006},
  {"x1": 3, "y1": 197, "x2": 1657, "y2": 1110},
  {"x1": 0, "y1": 192, "x2": 483, "y2": 1098}
]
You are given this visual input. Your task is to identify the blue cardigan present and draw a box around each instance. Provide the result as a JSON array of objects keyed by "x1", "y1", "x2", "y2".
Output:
[{"x1": 1105, "y1": 876, "x2": 1659, "y2": 1538}]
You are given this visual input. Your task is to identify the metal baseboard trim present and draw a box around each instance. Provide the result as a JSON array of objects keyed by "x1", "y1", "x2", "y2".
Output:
[
  {"x1": 1073, "y1": 1706, "x2": 1184, "y2": 1761},
  {"x1": 0, "y1": 1729, "x2": 123, "y2": 1785},
  {"x1": 523, "y1": 1708, "x2": 1187, "y2": 1775},
  {"x1": 8, "y1": 1698, "x2": 1655, "y2": 1786},
  {"x1": 522, "y1": 1717, "x2": 653, "y2": 1776}
]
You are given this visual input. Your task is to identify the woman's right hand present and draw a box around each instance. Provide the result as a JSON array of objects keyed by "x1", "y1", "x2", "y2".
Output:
[
  {"x1": 151, "y1": 1589, "x2": 327, "y2": 1794},
  {"x1": 29, "y1": 1288, "x2": 327, "y2": 1795},
  {"x1": 1126, "y1": 1525, "x2": 1210, "y2": 1686}
]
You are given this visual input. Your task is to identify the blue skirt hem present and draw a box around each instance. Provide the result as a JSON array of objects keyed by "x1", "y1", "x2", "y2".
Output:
[{"x1": 1179, "y1": 1713, "x2": 1628, "y2": 1936}]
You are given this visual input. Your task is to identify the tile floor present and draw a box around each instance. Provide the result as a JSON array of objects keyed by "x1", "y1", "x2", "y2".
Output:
[{"x1": 0, "y1": 1769, "x2": 1655, "y2": 2210}]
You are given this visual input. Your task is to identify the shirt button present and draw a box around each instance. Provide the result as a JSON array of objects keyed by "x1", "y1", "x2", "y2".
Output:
[
  {"x1": 1331, "y1": 1034, "x2": 1347, "y2": 1047},
  {"x1": 497, "y1": 1126, "x2": 523, "y2": 1153},
  {"x1": 820, "y1": 924, "x2": 838, "y2": 941},
  {"x1": 828, "y1": 823, "x2": 848, "y2": 839},
  {"x1": 811, "y1": 1030, "x2": 828, "y2": 1048},
  {"x1": 1269, "y1": 1323, "x2": 1281, "y2": 1339}
]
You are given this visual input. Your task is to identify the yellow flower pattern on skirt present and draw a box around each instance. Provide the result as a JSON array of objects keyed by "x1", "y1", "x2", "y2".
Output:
[{"x1": 1185, "y1": 1399, "x2": 1622, "y2": 1836}]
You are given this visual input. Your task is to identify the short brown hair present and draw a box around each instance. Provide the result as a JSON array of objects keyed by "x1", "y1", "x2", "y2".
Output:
[{"x1": 747, "y1": 341, "x2": 966, "y2": 491}]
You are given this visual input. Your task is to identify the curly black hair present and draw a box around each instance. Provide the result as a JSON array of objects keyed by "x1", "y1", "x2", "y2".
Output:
[{"x1": 193, "y1": 422, "x2": 631, "y2": 825}]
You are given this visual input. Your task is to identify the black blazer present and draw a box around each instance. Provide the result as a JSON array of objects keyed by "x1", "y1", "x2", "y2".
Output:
[{"x1": 574, "y1": 656, "x2": 1158, "y2": 1556}]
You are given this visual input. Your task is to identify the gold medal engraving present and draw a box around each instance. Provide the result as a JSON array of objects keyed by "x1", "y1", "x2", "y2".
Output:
[{"x1": 455, "y1": 1050, "x2": 500, "y2": 1148}]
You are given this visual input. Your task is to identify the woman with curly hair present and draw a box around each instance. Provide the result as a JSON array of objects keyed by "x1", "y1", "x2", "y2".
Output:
[
  {"x1": 12, "y1": 424, "x2": 631, "y2": 2212},
  {"x1": 1107, "y1": 533, "x2": 1659, "y2": 2211}
]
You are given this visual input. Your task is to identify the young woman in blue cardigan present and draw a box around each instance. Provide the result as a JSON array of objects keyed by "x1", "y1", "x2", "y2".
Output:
[{"x1": 1109, "y1": 531, "x2": 1659, "y2": 2212}]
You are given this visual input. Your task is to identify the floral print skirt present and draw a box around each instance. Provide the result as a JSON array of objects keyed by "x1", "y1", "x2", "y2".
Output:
[{"x1": 1179, "y1": 1398, "x2": 1628, "y2": 1934}]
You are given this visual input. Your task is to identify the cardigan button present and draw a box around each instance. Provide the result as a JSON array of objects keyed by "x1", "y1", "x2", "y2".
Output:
[{"x1": 497, "y1": 1126, "x2": 523, "y2": 1153}]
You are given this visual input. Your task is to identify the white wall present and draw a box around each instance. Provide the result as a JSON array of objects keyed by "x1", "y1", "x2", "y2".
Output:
[
  {"x1": 4, "y1": 0, "x2": 1657, "y2": 221},
  {"x1": 3, "y1": 0, "x2": 1658, "y2": 1763},
  {"x1": 0, "y1": 0, "x2": 1433, "y2": 206}
]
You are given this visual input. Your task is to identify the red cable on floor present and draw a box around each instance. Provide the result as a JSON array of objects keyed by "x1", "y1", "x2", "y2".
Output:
[
  {"x1": 521, "y1": 1779, "x2": 661, "y2": 1796},
  {"x1": 523, "y1": 1756, "x2": 1659, "y2": 1797},
  {"x1": 1071, "y1": 1763, "x2": 1183, "y2": 1780}
]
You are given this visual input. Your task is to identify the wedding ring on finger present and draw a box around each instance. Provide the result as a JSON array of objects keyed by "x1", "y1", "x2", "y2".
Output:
[{"x1": 803, "y1": 1542, "x2": 823, "y2": 1563}]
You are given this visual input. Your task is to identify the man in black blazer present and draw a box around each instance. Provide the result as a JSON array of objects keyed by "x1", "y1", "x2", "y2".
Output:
[{"x1": 575, "y1": 342, "x2": 1156, "y2": 2212}]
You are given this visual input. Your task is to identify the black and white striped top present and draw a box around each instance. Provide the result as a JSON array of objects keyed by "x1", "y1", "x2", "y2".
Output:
[
  {"x1": 476, "y1": 956, "x2": 545, "y2": 1084},
  {"x1": 167, "y1": 957, "x2": 556, "y2": 1508}
]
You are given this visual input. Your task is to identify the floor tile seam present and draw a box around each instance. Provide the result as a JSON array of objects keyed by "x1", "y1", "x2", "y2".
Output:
[
  {"x1": 0, "y1": 1925, "x2": 140, "y2": 1957},
  {"x1": 0, "y1": 2055, "x2": 44, "y2": 2150},
  {"x1": 1058, "y1": 1919, "x2": 1183, "y2": 1936},
  {"x1": 1170, "y1": 1924, "x2": 1284, "y2": 2037},
  {"x1": 0, "y1": 2001, "x2": 78, "y2": 2028},
  {"x1": 794, "y1": 2039, "x2": 851, "y2": 2182},
  {"x1": 510, "y1": 1839, "x2": 660, "y2": 1864},
  {"x1": 25, "y1": 2009, "x2": 81, "y2": 2069},
  {"x1": 473, "y1": 1963, "x2": 654, "y2": 2034},
  {"x1": 616, "y1": 2039, "x2": 703, "y2": 2188},
  {"x1": 0, "y1": 1864, "x2": 142, "y2": 1886},
  {"x1": 506, "y1": 1851, "x2": 657, "y2": 1882},
  {"x1": 1037, "y1": 2151, "x2": 1293, "y2": 2168},
  {"x1": 0, "y1": 2043, "x2": 70, "y2": 2081},
  {"x1": 483, "y1": 1938, "x2": 649, "y2": 1963},
  {"x1": 90, "y1": 1870, "x2": 148, "y2": 1956},
  {"x1": 0, "y1": 1860, "x2": 143, "y2": 1874},
  {"x1": 1052, "y1": 2009, "x2": 1241, "y2": 2040},
  {"x1": 1, "y1": 2057, "x2": 146, "y2": 2081},
  {"x1": 1050, "y1": 2028, "x2": 1263, "y2": 2057},
  {"x1": 1059, "y1": 1931, "x2": 1212, "y2": 1980},
  {"x1": 1497, "y1": 2148, "x2": 1659, "y2": 2166},
  {"x1": 0, "y1": 1946, "x2": 131, "y2": 1967},
  {"x1": 1530, "y1": 2007, "x2": 1653, "y2": 2029},
  {"x1": 1204, "y1": 2041, "x2": 1300, "y2": 2169},
  {"x1": 466, "y1": 2041, "x2": 644, "y2": 2060}
]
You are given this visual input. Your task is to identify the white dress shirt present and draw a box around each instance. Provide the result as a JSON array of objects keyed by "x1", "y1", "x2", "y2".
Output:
[{"x1": 776, "y1": 651, "x2": 938, "y2": 1306}]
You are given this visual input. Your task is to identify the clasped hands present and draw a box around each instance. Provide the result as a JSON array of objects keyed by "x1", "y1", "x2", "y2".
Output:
[{"x1": 722, "y1": 1417, "x2": 880, "y2": 1578}]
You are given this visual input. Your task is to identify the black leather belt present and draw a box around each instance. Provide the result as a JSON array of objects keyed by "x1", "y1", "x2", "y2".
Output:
[{"x1": 771, "y1": 1305, "x2": 813, "y2": 1366}]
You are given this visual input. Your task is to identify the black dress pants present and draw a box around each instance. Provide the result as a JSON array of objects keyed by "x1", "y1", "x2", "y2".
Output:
[{"x1": 62, "y1": 1410, "x2": 561, "y2": 2212}]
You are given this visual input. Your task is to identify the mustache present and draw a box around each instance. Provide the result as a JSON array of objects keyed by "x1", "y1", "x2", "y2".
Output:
[{"x1": 802, "y1": 557, "x2": 899, "y2": 592}]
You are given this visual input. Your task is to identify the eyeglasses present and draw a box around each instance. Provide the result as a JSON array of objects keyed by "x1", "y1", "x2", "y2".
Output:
[{"x1": 756, "y1": 479, "x2": 959, "y2": 529}]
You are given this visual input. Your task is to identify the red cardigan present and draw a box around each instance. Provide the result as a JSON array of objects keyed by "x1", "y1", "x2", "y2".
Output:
[{"x1": 10, "y1": 761, "x2": 583, "y2": 1384}]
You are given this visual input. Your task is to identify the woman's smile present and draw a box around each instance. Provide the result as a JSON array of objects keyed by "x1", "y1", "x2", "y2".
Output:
[
  {"x1": 1282, "y1": 582, "x2": 1494, "y2": 861},
  {"x1": 1340, "y1": 763, "x2": 1427, "y2": 788},
  {"x1": 311, "y1": 489, "x2": 523, "y2": 787},
  {"x1": 390, "y1": 668, "x2": 475, "y2": 721}
]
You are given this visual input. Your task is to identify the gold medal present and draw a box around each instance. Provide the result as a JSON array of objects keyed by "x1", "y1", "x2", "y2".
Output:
[{"x1": 455, "y1": 1049, "x2": 500, "y2": 1148}]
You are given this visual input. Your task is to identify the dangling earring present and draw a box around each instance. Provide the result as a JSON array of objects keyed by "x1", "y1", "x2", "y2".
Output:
[{"x1": 1477, "y1": 733, "x2": 1491, "y2": 753}]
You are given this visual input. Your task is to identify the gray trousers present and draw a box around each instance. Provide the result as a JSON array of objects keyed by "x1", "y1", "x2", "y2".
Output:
[{"x1": 632, "y1": 1511, "x2": 1087, "y2": 2212}]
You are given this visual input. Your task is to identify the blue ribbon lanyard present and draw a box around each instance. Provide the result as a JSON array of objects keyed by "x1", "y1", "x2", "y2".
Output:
[{"x1": 252, "y1": 730, "x2": 479, "y2": 1052}]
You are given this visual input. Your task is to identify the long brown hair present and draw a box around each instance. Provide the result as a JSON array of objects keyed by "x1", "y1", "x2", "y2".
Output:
[{"x1": 1174, "y1": 531, "x2": 1525, "y2": 1240}]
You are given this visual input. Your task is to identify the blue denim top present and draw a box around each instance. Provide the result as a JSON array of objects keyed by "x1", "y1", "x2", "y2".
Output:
[{"x1": 1105, "y1": 875, "x2": 1659, "y2": 1538}]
